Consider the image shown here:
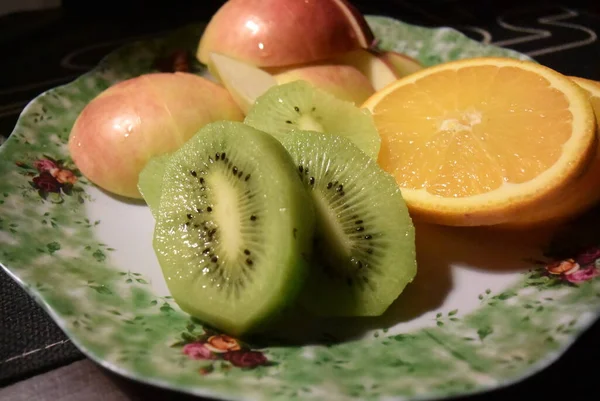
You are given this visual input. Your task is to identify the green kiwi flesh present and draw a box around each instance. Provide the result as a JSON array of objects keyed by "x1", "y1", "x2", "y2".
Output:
[
  {"x1": 279, "y1": 131, "x2": 417, "y2": 316},
  {"x1": 244, "y1": 80, "x2": 381, "y2": 159},
  {"x1": 153, "y1": 121, "x2": 315, "y2": 336},
  {"x1": 138, "y1": 153, "x2": 170, "y2": 218}
]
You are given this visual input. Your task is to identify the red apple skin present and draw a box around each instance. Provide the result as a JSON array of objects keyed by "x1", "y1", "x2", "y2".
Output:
[
  {"x1": 197, "y1": 0, "x2": 375, "y2": 68},
  {"x1": 68, "y1": 72, "x2": 244, "y2": 199},
  {"x1": 274, "y1": 64, "x2": 375, "y2": 105}
]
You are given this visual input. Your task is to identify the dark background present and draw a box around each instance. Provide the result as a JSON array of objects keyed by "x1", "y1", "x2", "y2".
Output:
[{"x1": 1, "y1": 0, "x2": 599, "y2": 399}]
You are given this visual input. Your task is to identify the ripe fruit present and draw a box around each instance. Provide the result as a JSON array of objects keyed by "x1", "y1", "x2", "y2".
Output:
[
  {"x1": 68, "y1": 73, "x2": 244, "y2": 199},
  {"x1": 332, "y1": 49, "x2": 399, "y2": 91},
  {"x1": 272, "y1": 63, "x2": 375, "y2": 105},
  {"x1": 245, "y1": 80, "x2": 381, "y2": 159},
  {"x1": 152, "y1": 121, "x2": 315, "y2": 336},
  {"x1": 209, "y1": 52, "x2": 375, "y2": 113},
  {"x1": 377, "y1": 50, "x2": 423, "y2": 77},
  {"x1": 363, "y1": 57, "x2": 597, "y2": 226},
  {"x1": 197, "y1": 0, "x2": 374, "y2": 68},
  {"x1": 278, "y1": 131, "x2": 416, "y2": 316},
  {"x1": 501, "y1": 76, "x2": 600, "y2": 228}
]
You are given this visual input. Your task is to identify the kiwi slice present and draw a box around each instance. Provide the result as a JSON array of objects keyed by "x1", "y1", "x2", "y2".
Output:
[
  {"x1": 279, "y1": 131, "x2": 417, "y2": 317},
  {"x1": 244, "y1": 80, "x2": 381, "y2": 159},
  {"x1": 153, "y1": 121, "x2": 315, "y2": 336},
  {"x1": 138, "y1": 153, "x2": 170, "y2": 218}
]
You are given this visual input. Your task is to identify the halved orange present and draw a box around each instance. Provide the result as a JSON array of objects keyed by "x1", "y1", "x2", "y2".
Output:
[
  {"x1": 501, "y1": 76, "x2": 600, "y2": 227},
  {"x1": 362, "y1": 57, "x2": 596, "y2": 226}
]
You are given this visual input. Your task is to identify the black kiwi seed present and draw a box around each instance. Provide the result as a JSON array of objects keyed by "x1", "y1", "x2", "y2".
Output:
[
  {"x1": 309, "y1": 177, "x2": 315, "y2": 185},
  {"x1": 286, "y1": 120, "x2": 292, "y2": 124},
  {"x1": 336, "y1": 184, "x2": 343, "y2": 192},
  {"x1": 186, "y1": 213, "x2": 192, "y2": 220},
  {"x1": 207, "y1": 207, "x2": 213, "y2": 212},
  {"x1": 215, "y1": 152, "x2": 221, "y2": 160},
  {"x1": 365, "y1": 234, "x2": 372, "y2": 240},
  {"x1": 233, "y1": 166, "x2": 238, "y2": 174},
  {"x1": 294, "y1": 106, "x2": 300, "y2": 112},
  {"x1": 221, "y1": 152, "x2": 226, "y2": 160},
  {"x1": 211, "y1": 256, "x2": 219, "y2": 263},
  {"x1": 250, "y1": 215, "x2": 257, "y2": 221},
  {"x1": 196, "y1": 208, "x2": 202, "y2": 213},
  {"x1": 200, "y1": 177, "x2": 205, "y2": 185},
  {"x1": 299, "y1": 165, "x2": 304, "y2": 173},
  {"x1": 238, "y1": 171, "x2": 243, "y2": 178},
  {"x1": 203, "y1": 247, "x2": 210, "y2": 254},
  {"x1": 356, "y1": 226, "x2": 364, "y2": 232},
  {"x1": 355, "y1": 220, "x2": 363, "y2": 224},
  {"x1": 246, "y1": 258, "x2": 253, "y2": 266},
  {"x1": 190, "y1": 170, "x2": 197, "y2": 177},
  {"x1": 244, "y1": 249, "x2": 251, "y2": 255},
  {"x1": 327, "y1": 182, "x2": 333, "y2": 189},
  {"x1": 245, "y1": 174, "x2": 251, "y2": 181}
]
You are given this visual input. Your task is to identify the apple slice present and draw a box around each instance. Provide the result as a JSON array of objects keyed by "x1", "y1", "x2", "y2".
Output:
[
  {"x1": 209, "y1": 53, "x2": 277, "y2": 114},
  {"x1": 197, "y1": 0, "x2": 374, "y2": 68},
  {"x1": 378, "y1": 51, "x2": 423, "y2": 77},
  {"x1": 273, "y1": 64, "x2": 375, "y2": 105},
  {"x1": 68, "y1": 73, "x2": 244, "y2": 199},
  {"x1": 211, "y1": 52, "x2": 376, "y2": 112},
  {"x1": 332, "y1": 49, "x2": 400, "y2": 91}
]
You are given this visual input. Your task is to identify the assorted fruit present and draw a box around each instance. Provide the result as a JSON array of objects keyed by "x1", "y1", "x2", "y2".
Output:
[
  {"x1": 65, "y1": 0, "x2": 600, "y2": 336},
  {"x1": 363, "y1": 57, "x2": 598, "y2": 227}
]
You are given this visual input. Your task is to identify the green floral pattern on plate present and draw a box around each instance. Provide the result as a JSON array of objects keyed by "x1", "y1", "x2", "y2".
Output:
[{"x1": 1, "y1": 15, "x2": 599, "y2": 401}]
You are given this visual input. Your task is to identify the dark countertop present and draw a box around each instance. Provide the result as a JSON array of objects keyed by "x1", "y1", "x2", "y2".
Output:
[{"x1": 1, "y1": 0, "x2": 599, "y2": 399}]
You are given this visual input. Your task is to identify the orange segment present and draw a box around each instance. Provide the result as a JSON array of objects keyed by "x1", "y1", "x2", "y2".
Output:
[
  {"x1": 502, "y1": 76, "x2": 600, "y2": 227},
  {"x1": 362, "y1": 57, "x2": 596, "y2": 226}
]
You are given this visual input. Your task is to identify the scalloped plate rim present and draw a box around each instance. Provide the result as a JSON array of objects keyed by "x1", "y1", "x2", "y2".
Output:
[{"x1": 0, "y1": 14, "x2": 597, "y2": 401}]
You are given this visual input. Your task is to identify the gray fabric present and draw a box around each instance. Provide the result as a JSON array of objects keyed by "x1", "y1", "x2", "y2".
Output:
[
  {"x1": 0, "y1": 360, "x2": 131, "y2": 401},
  {"x1": 0, "y1": 359, "x2": 210, "y2": 401}
]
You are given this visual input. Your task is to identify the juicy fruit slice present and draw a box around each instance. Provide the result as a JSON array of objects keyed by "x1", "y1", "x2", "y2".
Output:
[
  {"x1": 363, "y1": 57, "x2": 597, "y2": 226},
  {"x1": 272, "y1": 63, "x2": 375, "y2": 105},
  {"x1": 209, "y1": 52, "x2": 278, "y2": 114},
  {"x1": 138, "y1": 153, "x2": 170, "y2": 218},
  {"x1": 68, "y1": 72, "x2": 244, "y2": 199},
  {"x1": 502, "y1": 76, "x2": 600, "y2": 227},
  {"x1": 278, "y1": 131, "x2": 417, "y2": 316},
  {"x1": 153, "y1": 121, "x2": 315, "y2": 336},
  {"x1": 245, "y1": 81, "x2": 381, "y2": 159},
  {"x1": 331, "y1": 49, "x2": 399, "y2": 90}
]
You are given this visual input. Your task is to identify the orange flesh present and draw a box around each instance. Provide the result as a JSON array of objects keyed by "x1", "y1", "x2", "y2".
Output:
[{"x1": 373, "y1": 66, "x2": 573, "y2": 198}]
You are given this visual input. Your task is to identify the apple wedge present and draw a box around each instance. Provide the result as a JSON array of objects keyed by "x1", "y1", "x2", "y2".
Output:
[
  {"x1": 273, "y1": 64, "x2": 375, "y2": 105},
  {"x1": 332, "y1": 49, "x2": 399, "y2": 91},
  {"x1": 68, "y1": 73, "x2": 244, "y2": 199},
  {"x1": 197, "y1": 0, "x2": 374, "y2": 68},
  {"x1": 209, "y1": 53, "x2": 278, "y2": 114},
  {"x1": 378, "y1": 51, "x2": 424, "y2": 77},
  {"x1": 210, "y1": 52, "x2": 376, "y2": 112}
]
